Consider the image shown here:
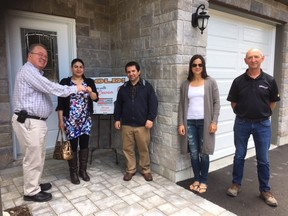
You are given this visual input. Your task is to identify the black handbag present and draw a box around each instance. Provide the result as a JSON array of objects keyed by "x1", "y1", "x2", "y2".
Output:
[{"x1": 53, "y1": 129, "x2": 73, "y2": 160}]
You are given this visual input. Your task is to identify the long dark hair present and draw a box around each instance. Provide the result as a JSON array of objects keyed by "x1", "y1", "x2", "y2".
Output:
[{"x1": 187, "y1": 54, "x2": 208, "y2": 81}]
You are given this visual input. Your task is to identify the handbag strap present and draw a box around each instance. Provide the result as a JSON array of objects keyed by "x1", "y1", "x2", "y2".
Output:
[
  {"x1": 56, "y1": 129, "x2": 60, "y2": 141},
  {"x1": 61, "y1": 129, "x2": 68, "y2": 142},
  {"x1": 57, "y1": 129, "x2": 68, "y2": 142}
]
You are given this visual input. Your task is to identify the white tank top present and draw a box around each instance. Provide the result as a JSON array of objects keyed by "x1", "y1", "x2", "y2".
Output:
[{"x1": 187, "y1": 85, "x2": 204, "y2": 119}]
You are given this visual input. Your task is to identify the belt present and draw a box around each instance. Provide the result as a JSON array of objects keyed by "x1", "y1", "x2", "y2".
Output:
[
  {"x1": 237, "y1": 116, "x2": 269, "y2": 123},
  {"x1": 15, "y1": 112, "x2": 47, "y2": 121}
]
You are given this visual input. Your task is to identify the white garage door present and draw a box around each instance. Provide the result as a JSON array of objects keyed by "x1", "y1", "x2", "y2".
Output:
[{"x1": 206, "y1": 10, "x2": 276, "y2": 161}]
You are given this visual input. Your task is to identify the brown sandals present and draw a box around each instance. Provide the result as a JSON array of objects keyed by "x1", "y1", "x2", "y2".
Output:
[
  {"x1": 198, "y1": 183, "x2": 208, "y2": 194},
  {"x1": 189, "y1": 181, "x2": 207, "y2": 193},
  {"x1": 189, "y1": 181, "x2": 200, "y2": 191}
]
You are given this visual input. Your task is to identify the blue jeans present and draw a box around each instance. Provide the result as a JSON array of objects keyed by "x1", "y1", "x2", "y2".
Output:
[
  {"x1": 232, "y1": 116, "x2": 272, "y2": 192},
  {"x1": 187, "y1": 119, "x2": 209, "y2": 184}
]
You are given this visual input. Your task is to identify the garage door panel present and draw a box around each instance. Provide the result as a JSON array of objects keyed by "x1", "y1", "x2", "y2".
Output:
[
  {"x1": 207, "y1": 9, "x2": 275, "y2": 161},
  {"x1": 219, "y1": 98, "x2": 229, "y2": 112},
  {"x1": 211, "y1": 135, "x2": 235, "y2": 160},
  {"x1": 209, "y1": 18, "x2": 238, "y2": 39},
  {"x1": 208, "y1": 35, "x2": 238, "y2": 51},
  {"x1": 220, "y1": 99, "x2": 231, "y2": 108},
  {"x1": 215, "y1": 135, "x2": 234, "y2": 150},
  {"x1": 207, "y1": 51, "x2": 238, "y2": 69},
  {"x1": 217, "y1": 120, "x2": 234, "y2": 133},
  {"x1": 216, "y1": 80, "x2": 234, "y2": 94},
  {"x1": 243, "y1": 26, "x2": 271, "y2": 44},
  {"x1": 216, "y1": 133, "x2": 234, "y2": 147},
  {"x1": 209, "y1": 69, "x2": 238, "y2": 79},
  {"x1": 218, "y1": 107, "x2": 235, "y2": 122}
]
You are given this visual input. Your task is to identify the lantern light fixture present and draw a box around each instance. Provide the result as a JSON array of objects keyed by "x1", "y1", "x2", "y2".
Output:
[{"x1": 191, "y1": 4, "x2": 210, "y2": 34}]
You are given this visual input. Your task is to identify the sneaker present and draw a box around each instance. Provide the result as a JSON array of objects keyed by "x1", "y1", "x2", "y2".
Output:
[
  {"x1": 226, "y1": 184, "x2": 241, "y2": 197},
  {"x1": 260, "y1": 191, "x2": 278, "y2": 207}
]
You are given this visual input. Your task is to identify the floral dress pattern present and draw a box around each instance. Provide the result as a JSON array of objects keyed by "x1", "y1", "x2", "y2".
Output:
[{"x1": 64, "y1": 81, "x2": 92, "y2": 140}]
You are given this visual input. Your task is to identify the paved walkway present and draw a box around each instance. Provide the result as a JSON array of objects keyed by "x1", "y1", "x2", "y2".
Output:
[{"x1": 1, "y1": 150, "x2": 235, "y2": 216}]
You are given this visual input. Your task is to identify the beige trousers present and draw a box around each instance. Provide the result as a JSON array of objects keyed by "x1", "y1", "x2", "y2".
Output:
[
  {"x1": 12, "y1": 114, "x2": 48, "y2": 196},
  {"x1": 121, "y1": 125, "x2": 151, "y2": 174}
]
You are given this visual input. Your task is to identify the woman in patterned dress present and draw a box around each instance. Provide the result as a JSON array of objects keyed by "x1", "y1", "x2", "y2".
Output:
[{"x1": 56, "y1": 58, "x2": 98, "y2": 184}]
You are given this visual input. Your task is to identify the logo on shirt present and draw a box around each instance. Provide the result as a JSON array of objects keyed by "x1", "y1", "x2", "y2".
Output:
[{"x1": 258, "y1": 85, "x2": 268, "y2": 89}]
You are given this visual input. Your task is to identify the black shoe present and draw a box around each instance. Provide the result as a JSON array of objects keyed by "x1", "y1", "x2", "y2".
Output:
[
  {"x1": 23, "y1": 191, "x2": 52, "y2": 202},
  {"x1": 40, "y1": 183, "x2": 52, "y2": 191}
]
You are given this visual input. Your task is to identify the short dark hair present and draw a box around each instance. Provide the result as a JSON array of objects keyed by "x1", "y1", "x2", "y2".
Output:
[
  {"x1": 187, "y1": 54, "x2": 208, "y2": 81},
  {"x1": 125, "y1": 61, "x2": 140, "y2": 72}
]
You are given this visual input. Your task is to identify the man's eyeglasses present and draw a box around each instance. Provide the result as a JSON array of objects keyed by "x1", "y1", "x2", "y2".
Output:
[
  {"x1": 192, "y1": 64, "x2": 203, "y2": 67},
  {"x1": 31, "y1": 52, "x2": 48, "y2": 60}
]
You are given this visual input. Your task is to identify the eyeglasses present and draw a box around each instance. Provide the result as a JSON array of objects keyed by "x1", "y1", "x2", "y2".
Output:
[
  {"x1": 31, "y1": 52, "x2": 48, "y2": 60},
  {"x1": 192, "y1": 64, "x2": 203, "y2": 67}
]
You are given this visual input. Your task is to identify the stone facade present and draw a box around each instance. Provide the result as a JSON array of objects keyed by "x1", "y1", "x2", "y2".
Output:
[
  {"x1": 1, "y1": 0, "x2": 288, "y2": 182},
  {"x1": 0, "y1": 4, "x2": 13, "y2": 169},
  {"x1": 109, "y1": 0, "x2": 201, "y2": 181}
]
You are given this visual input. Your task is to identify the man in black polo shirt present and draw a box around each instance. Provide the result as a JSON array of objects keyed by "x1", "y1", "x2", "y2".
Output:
[{"x1": 226, "y1": 48, "x2": 280, "y2": 207}]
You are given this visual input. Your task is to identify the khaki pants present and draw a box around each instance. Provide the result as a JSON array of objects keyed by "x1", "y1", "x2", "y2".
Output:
[
  {"x1": 12, "y1": 114, "x2": 48, "y2": 196},
  {"x1": 121, "y1": 125, "x2": 151, "y2": 174}
]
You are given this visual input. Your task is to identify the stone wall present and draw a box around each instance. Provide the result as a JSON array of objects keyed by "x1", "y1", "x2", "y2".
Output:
[
  {"x1": 109, "y1": 0, "x2": 210, "y2": 181},
  {"x1": 0, "y1": 7, "x2": 13, "y2": 169}
]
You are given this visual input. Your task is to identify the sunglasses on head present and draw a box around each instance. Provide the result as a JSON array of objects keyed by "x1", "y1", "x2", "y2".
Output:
[{"x1": 192, "y1": 64, "x2": 203, "y2": 67}]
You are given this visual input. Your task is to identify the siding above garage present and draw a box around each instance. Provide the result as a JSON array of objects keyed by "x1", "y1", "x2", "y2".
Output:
[
  {"x1": 210, "y1": 0, "x2": 288, "y2": 23},
  {"x1": 275, "y1": 0, "x2": 288, "y2": 5}
]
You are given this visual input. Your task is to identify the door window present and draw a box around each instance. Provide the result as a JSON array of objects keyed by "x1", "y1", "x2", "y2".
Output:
[{"x1": 21, "y1": 28, "x2": 59, "y2": 82}]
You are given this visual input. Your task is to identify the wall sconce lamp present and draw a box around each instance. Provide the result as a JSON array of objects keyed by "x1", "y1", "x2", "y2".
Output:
[{"x1": 192, "y1": 4, "x2": 210, "y2": 34}]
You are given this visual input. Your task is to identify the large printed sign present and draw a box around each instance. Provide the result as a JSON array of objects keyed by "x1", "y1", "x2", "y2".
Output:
[{"x1": 92, "y1": 76, "x2": 128, "y2": 114}]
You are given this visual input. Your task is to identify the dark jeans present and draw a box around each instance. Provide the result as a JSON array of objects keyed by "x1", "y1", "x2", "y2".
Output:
[
  {"x1": 232, "y1": 116, "x2": 271, "y2": 192},
  {"x1": 187, "y1": 119, "x2": 209, "y2": 184}
]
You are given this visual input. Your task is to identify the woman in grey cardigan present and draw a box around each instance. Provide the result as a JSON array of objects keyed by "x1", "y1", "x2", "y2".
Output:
[{"x1": 178, "y1": 54, "x2": 220, "y2": 193}]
